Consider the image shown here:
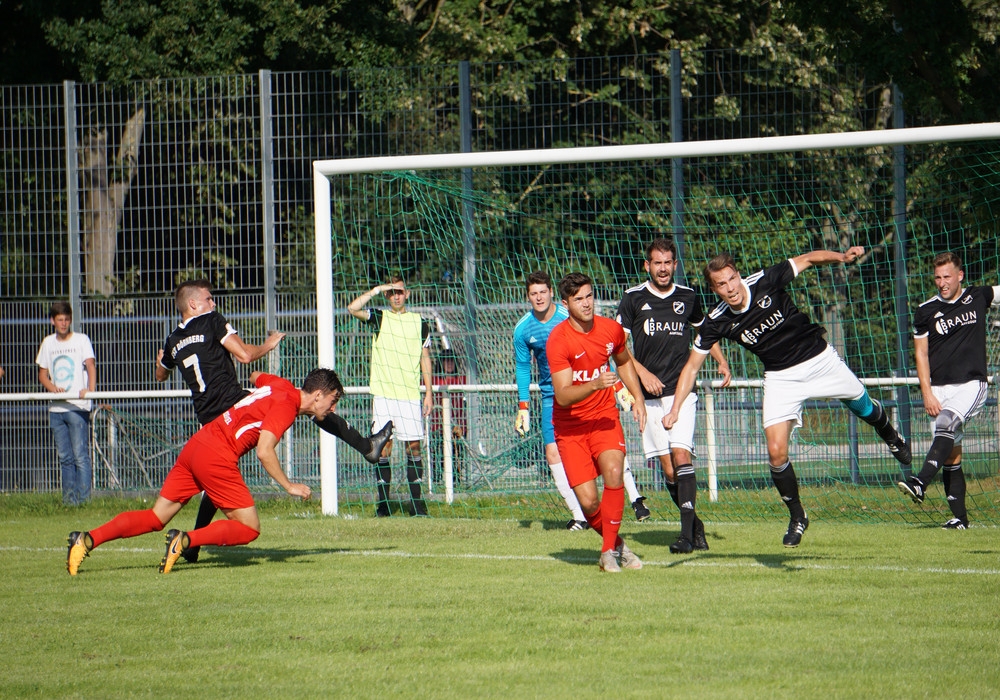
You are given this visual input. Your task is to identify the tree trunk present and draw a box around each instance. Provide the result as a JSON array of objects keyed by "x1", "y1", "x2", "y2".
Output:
[{"x1": 80, "y1": 108, "x2": 145, "y2": 297}]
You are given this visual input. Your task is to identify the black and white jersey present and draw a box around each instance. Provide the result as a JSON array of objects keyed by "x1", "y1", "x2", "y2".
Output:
[
  {"x1": 616, "y1": 281, "x2": 705, "y2": 398},
  {"x1": 694, "y1": 260, "x2": 827, "y2": 372},
  {"x1": 913, "y1": 285, "x2": 1000, "y2": 385},
  {"x1": 160, "y1": 310, "x2": 248, "y2": 424}
]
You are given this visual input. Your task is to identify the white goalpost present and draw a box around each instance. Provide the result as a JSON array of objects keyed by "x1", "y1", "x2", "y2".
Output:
[{"x1": 313, "y1": 122, "x2": 1000, "y2": 516}]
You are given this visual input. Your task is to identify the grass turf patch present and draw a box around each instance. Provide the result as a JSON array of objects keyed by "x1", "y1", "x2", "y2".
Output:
[{"x1": 2, "y1": 495, "x2": 998, "y2": 698}]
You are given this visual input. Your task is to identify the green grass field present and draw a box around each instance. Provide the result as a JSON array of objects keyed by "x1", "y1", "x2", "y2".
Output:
[{"x1": 2, "y1": 494, "x2": 998, "y2": 699}]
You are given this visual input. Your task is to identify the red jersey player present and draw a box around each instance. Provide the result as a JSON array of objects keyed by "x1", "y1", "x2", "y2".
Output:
[
  {"x1": 66, "y1": 369, "x2": 343, "y2": 576},
  {"x1": 547, "y1": 272, "x2": 647, "y2": 572}
]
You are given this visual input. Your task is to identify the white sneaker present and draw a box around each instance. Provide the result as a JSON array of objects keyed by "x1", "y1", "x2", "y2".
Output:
[
  {"x1": 615, "y1": 540, "x2": 643, "y2": 570},
  {"x1": 598, "y1": 549, "x2": 621, "y2": 572}
]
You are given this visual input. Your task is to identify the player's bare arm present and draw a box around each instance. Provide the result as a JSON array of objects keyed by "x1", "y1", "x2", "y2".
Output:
[
  {"x1": 913, "y1": 335, "x2": 942, "y2": 417},
  {"x1": 222, "y1": 330, "x2": 286, "y2": 364},
  {"x1": 348, "y1": 283, "x2": 404, "y2": 319},
  {"x1": 612, "y1": 348, "x2": 647, "y2": 432},
  {"x1": 790, "y1": 246, "x2": 864, "y2": 273},
  {"x1": 257, "y1": 430, "x2": 311, "y2": 500},
  {"x1": 421, "y1": 346, "x2": 434, "y2": 417},
  {"x1": 631, "y1": 352, "x2": 664, "y2": 396},
  {"x1": 154, "y1": 348, "x2": 171, "y2": 383},
  {"x1": 663, "y1": 350, "x2": 710, "y2": 429},
  {"x1": 551, "y1": 366, "x2": 618, "y2": 408},
  {"x1": 348, "y1": 285, "x2": 383, "y2": 319},
  {"x1": 709, "y1": 342, "x2": 732, "y2": 388}
]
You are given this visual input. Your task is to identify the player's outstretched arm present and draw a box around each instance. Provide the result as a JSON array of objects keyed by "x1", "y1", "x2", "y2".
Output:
[
  {"x1": 223, "y1": 330, "x2": 286, "y2": 364},
  {"x1": 790, "y1": 246, "x2": 864, "y2": 273}
]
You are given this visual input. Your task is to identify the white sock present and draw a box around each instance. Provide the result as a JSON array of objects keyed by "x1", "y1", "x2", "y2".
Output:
[
  {"x1": 549, "y1": 460, "x2": 585, "y2": 521},
  {"x1": 623, "y1": 457, "x2": 641, "y2": 503}
]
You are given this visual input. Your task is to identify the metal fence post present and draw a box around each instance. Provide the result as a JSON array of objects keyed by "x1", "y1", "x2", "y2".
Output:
[
  {"x1": 63, "y1": 80, "x2": 80, "y2": 306},
  {"x1": 460, "y1": 60, "x2": 481, "y2": 452},
  {"x1": 670, "y1": 49, "x2": 687, "y2": 286},
  {"x1": 892, "y1": 83, "x2": 912, "y2": 474},
  {"x1": 259, "y1": 69, "x2": 278, "y2": 374}
]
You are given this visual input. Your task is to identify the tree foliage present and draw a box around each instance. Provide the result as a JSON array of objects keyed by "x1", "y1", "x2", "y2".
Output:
[{"x1": 0, "y1": 0, "x2": 996, "y2": 125}]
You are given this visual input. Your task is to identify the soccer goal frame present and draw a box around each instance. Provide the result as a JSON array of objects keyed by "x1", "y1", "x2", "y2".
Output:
[{"x1": 313, "y1": 122, "x2": 1000, "y2": 516}]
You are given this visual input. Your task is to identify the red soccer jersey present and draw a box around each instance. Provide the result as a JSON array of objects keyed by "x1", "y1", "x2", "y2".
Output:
[
  {"x1": 199, "y1": 373, "x2": 301, "y2": 458},
  {"x1": 546, "y1": 315, "x2": 626, "y2": 427}
]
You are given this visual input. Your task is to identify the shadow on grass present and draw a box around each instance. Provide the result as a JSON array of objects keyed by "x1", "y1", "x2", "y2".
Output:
[
  {"x1": 516, "y1": 518, "x2": 596, "y2": 531},
  {"x1": 187, "y1": 545, "x2": 399, "y2": 570}
]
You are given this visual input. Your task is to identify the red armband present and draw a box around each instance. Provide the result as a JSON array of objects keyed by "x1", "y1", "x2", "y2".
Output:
[{"x1": 518, "y1": 401, "x2": 529, "y2": 410}]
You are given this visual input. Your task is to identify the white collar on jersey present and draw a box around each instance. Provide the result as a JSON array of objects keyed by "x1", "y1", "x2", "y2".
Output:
[
  {"x1": 728, "y1": 280, "x2": 753, "y2": 315},
  {"x1": 936, "y1": 288, "x2": 965, "y2": 304},
  {"x1": 178, "y1": 309, "x2": 214, "y2": 329},
  {"x1": 642, "y1": 280, "x2": 677, "y2": 299}
]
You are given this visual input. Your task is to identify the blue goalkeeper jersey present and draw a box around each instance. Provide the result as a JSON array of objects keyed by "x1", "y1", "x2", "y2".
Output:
[{"x1": 513, "y1": 305, "x2": 569, "y2": 402}]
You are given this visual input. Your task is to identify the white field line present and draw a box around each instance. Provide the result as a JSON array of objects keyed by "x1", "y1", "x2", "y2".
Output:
[{"x1": 7, "y1": 544, "x2": 1000, "y2": 577}]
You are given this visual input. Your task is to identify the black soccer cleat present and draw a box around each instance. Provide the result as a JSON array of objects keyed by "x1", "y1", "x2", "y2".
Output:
[
  {"x1": 631, "y1": 496, "x2": 650, "y2": 522},
  {"x1": 669, "y1": 536, "x2": 694, "y2": 554},
  {"x1": 897, "y1": 477, "x2": 925, "y2": 504},
  {"x1": 364, "y1": 421, "x2": 393, "y2": 464},
  {"x1": 887, "y1": 435, "x2": 912, "y2": 466},
  {"x1": 692, "y1": 517, "x2": 709, "y2": 551},
  {"x1": 566, "y1": 519, "x2": 590, "y2": 531},
  {"x1": 941, "y1": 517, "x2": 968, "y2": 530},
  {"x1": 782, "y1": 514, "x2": 809, "y2": 548},
  {"x1": 181, "y1": 545, "x2": 201, "y2": 564}
]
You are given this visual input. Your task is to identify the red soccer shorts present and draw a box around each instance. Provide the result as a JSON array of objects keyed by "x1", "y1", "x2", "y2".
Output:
[
  {"x1": 159, "y1": 435, "x2": 255, "y2": 510},
  {"x1": 554, "y1": 416, "x2": 626, "y2": 488}
]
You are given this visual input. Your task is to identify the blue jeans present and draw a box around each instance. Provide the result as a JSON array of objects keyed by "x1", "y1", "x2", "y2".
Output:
[{"x1": 50, "y1": 410, "x2": 92, "y2": 505}]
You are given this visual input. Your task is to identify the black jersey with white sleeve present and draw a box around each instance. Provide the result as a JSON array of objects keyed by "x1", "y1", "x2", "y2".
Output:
[
  {"x1": 913, "y1": 285, "x2": 1000, "y2": 385},
  {"x1": 693, "y1": 260, "x2": 828, "y2": 372},
  {"x1": 160, "y1": 310, "x2": 248, "y2": 424},
  {"x1": 616, "y1": 281, "x2": 705, "y2": 398}
]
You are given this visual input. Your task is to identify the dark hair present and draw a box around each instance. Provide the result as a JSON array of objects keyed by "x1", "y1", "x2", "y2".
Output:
[
  {"x1": 932, "y1": 251, "x2": 962, "y2": 269},
  {"x1": 175, "y1": 279, "x2": 211, "y2": 312},
  {"x1": 388, "y1": 274, "x2": 405, "y2": 286},
  {"x1": 302, "y1": 368, "x2": 344, "y2": 398},
  {"x1": 557, "y1": 272, "x2": 593, "y2": 300},
  {"x1": 645, "y1": 237, "x2": 677, "y2": 261},
  {"x1": 704, "y1": 252, "x2": 738, "y2": 287},
  {"x1": 49, "y1": 301, "x2": 73, "y2": 319},
  {"x1": 524, "y1": 271, "x2": 552, "y2": 292}
]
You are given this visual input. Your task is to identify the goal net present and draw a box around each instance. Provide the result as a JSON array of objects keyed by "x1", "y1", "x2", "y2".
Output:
[{"x1": 314, "y1": 124, "x2": 1000, "y2": 526}]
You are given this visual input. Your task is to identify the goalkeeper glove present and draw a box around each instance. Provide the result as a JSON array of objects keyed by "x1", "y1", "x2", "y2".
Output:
[
  {"x1": 614, "y1": 381, "x2": 635, "y2": 412},
  {"x1": 515, "y1": 401, "x2": 531, "y2": 436}
]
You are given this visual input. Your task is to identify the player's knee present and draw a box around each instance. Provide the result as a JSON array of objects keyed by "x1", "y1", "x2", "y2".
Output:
[
  {"x1": 148, "y1": 510, "x2": 167, "y2": 532},
  {"x1": 934, "y1": 409, "x2": 962, "y2": 438},
  {"x1": 766, "y1": 439, "x2": 788, "y2": 464}
]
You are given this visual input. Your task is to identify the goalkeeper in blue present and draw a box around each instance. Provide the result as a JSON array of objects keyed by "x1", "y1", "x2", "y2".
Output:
[{"x1": 514, "y1": 271, "x2": 648, "y2": 529}]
